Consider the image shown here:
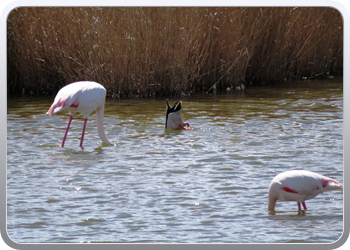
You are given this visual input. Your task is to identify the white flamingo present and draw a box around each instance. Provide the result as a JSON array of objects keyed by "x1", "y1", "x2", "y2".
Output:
[
  {"x1": 165, "y1": 99, "x2": 191, "y2": 130},
  {"x1": 47, "y1": 81, "x2": 114, "y2": 147},
  {"x1": 268, "y1": 170, "x2": 343, "y2": 211}
]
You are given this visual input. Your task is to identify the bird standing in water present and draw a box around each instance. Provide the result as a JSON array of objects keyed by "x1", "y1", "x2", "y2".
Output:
[
  {"x1": 46, "y1": 81, "x2": 114, "y2": 147},
  {"x1": 268, "y1": 170, "x2": 343, "y2": 211},
  {"x1": 165, "y1": 99, "x2": 191, "y2": 130}
]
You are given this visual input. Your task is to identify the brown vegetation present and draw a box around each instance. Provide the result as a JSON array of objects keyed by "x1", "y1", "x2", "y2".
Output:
[{"x1": 7, "y1": 7, "x2": 343, "y2": 97}]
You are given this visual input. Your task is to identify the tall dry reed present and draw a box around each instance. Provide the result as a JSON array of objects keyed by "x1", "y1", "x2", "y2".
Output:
[{"x1": 7, "y1": 7, "x2": 343, "y2": 97}]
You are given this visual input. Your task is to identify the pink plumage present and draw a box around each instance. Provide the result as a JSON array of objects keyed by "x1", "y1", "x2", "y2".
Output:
[
  {"x1": 268, "y1": 170, "x2": 343, "y2": 211},
  {"x1": 47, "y1": 81, "x2": 114, "y2": 147}
]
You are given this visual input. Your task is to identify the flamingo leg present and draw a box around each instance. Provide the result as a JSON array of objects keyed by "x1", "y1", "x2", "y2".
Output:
[
  {"x1": 302, "y1": 202, "x2": 307, "y2": 210},
  {"x1": 61, "y1": 116, "x2": 73, "y2": 147},
  {"x1": 79, "y1": 118, "x2": 88, "y2": 147},
  {"x1": 297, "y1": 202, "x2": 307, "y2": 211}
]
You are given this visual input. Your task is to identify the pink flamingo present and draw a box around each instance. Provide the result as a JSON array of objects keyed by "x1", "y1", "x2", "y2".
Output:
[
  {"x1": 47, "y1": 81, "x2": 114, "y2": 147},
  {"x1": 268, "y1": 170, "x2": 343, "y2": 211},
  {"x1": 165, "y1": 99, "x2": 191, "y2": 130}
]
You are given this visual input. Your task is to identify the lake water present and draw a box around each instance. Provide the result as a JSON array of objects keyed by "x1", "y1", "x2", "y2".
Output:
[{"x1": 6, "y1": 80, "x2": 343, "y2": 243}]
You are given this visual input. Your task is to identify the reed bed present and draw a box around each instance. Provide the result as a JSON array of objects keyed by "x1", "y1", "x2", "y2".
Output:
[{"x1": 7, "y1": 7, "x2": 343, "y2": 97}]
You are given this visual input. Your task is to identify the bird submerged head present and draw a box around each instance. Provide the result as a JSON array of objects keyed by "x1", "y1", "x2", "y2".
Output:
[{"x1": 165, "y1": 99, "x2": 191, "y2": 130}]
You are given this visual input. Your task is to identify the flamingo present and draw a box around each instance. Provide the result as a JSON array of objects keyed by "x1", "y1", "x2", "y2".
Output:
[
  {"x1": 268, "y1": 170, "x2": 343, "y2": 211},
  {"x1": 165, "y1": 99, "x2": 191, "y2": 130},
  {"x1": 46, "y1": 81, "x2": 114, "y2": 147}
]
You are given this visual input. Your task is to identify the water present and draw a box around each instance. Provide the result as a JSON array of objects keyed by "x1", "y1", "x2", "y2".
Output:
[{"x1": 7, "y1": 80, "x2": 343, "y2": 243}]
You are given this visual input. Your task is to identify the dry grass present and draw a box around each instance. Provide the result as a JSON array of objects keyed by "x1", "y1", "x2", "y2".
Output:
[{"x1": 7, "y1": 7, "x2": 343, "y2": 97}]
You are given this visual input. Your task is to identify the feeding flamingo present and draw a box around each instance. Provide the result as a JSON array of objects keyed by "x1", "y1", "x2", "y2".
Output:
[
  {"x1": 165, "y1": 99, "x2": 191, "y2": 130},
  {"x1": 268, "y1": 170, "x2": 343, "y2": 211},
  {"x1": 46, "y1": 81, "x2": 114, "y2": 147}
]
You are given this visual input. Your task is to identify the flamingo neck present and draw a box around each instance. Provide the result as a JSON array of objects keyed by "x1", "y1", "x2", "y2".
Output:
[
  {"x1": 268, "y1": 196, "x2": 277, "y2": 211},
  {"x1": 268, "y1": 201, "x2": 276, "y2": 211},
  {"x1": 96, "y1": 106, "x2": 113, "y2": 145}
]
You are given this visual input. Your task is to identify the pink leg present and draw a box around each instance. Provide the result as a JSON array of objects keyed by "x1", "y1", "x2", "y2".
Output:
[
  {"x1": 79, "y1": 118, "x2": 88, "y2": 147},
  {"x1": 298, "y1": 203, "x2": 301, "y2": 211},
  {"x1": 302, "y1": 202, "x2": 307, "y2": 210},
  {"x1": 61, "y1": 116, "x2": 73, "y2": 147}
]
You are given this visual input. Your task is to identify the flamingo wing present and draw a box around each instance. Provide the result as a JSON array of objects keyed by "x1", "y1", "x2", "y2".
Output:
[
  {"x1": 271, "y1": 170, "x2": 325, "y2": 203},
  {"x1": 47, "y1": 84, "x2": 82, "y2": 115},
  {"x1": 268, "y1": 170, "x2": 343, "y2": 211},
  {"x1": 46, "y1": 81, "x2": 105, "y2": 117},
  {"x1": 278, "y1": 171, "x2": 324, "y2": 194}
]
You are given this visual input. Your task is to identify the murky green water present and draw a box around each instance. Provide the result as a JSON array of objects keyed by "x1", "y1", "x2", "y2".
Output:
[{"x1": 7, "y1": 80, "x2": 343, "y2": 243}]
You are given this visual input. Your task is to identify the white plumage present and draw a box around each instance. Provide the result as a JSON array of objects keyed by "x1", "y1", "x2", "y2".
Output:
[
  {"x1": 268, "y1": 170, "x2": 343, "y2": 211},
  {"x1": 165, "y1": 100, "x2": 191, "y2": 130},
  {"x1": 47, "y1": 81, "x2": 114, "y2": 147}
]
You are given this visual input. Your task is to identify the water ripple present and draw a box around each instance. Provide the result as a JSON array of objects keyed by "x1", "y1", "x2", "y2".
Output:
[{"x1": 7, "y1": 81, "x2": 343, "y2": 243}]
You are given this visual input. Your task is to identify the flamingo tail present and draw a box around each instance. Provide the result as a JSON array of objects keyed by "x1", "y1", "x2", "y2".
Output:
[{"x1": 47, "y1": 98, "x2": 66, "y2": 115}]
